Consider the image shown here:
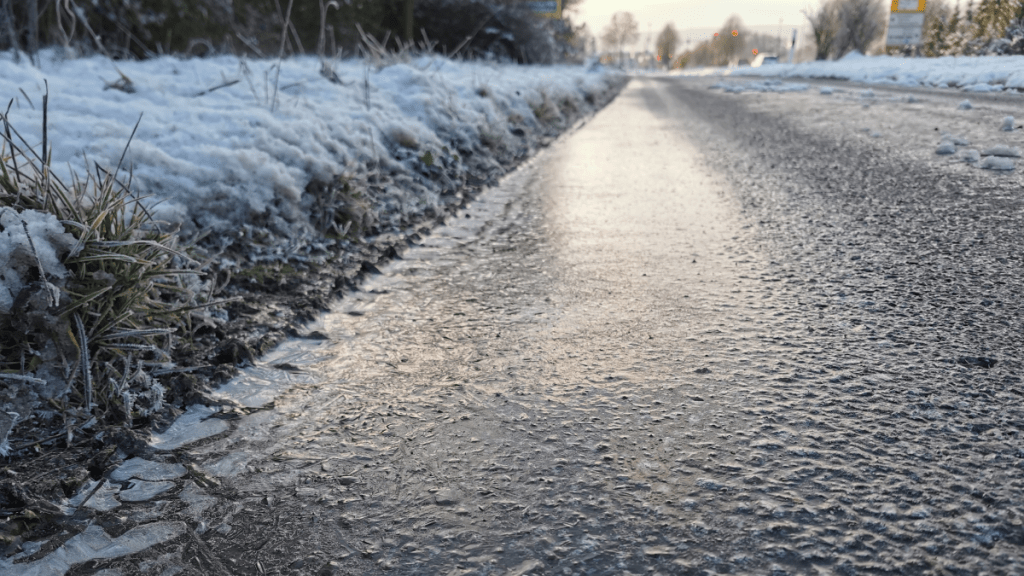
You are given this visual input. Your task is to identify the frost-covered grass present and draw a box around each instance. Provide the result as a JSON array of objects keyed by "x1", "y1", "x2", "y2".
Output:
[{"x1": 1, "y1": 101, "x2": 203, "y2": 442}]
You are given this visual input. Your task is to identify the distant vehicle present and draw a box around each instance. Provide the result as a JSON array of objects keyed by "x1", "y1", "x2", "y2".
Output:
[{"x1": 751, "y1": 54, "x2": 779, "y2": 67}]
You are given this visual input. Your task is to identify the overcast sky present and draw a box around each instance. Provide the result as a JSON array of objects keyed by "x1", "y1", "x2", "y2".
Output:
[{"x1": 571, "y1": 0, "x2": 813, "y2": 41}]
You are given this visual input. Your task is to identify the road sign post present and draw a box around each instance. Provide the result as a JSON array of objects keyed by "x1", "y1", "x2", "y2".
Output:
[{"x1": 886, "y1": 0, "x2": 926, "y2": 49}]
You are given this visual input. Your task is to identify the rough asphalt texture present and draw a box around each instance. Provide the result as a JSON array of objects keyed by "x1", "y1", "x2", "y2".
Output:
[{"x1": 25, "y1": 76, "x2": 1024, "y2": 575}]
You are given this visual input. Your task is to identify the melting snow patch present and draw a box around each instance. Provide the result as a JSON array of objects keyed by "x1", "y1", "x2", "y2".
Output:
[
  {"x1": 962, "y1": 83, "x2": 1003, "y2": 92},
  {"x1": 149, "y1": 404, "x2": 228, "y2": 451}
]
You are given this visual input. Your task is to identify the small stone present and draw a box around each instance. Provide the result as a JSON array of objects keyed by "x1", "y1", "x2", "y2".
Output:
[
  {"x1": 1001, "y1": 115, "x2": 1014, "y2": 131},
  {"x1": 435, "y1": 489, "x2": 458, "y2": 506},
  {"x1": 338, "y1": 476, "x2": 358, "y2": 485}
]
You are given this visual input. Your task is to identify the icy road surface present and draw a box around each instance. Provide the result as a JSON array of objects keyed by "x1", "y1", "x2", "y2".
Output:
[{"x1": 62, "y1": 77, "x2": 1024, "y2": 575}]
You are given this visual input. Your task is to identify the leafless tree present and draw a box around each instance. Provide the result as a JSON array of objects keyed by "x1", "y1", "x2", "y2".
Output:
[
  {"x1": 834, "y1": 0, "x2": 887, "y2": 56},
  {"x1": 601, "y1": 11, "x2": 639, "y2": 63},
  {"x1": 803, "y1": 0, "x2": 841, "y2": 59},
  {"x1": 655, "y1": 23, "x2": 678, "y2": 67}
]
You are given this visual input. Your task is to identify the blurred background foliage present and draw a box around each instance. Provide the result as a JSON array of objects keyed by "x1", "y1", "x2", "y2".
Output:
[{"x1": 0, "y1": 0, "x2": 587, "y2": 63}]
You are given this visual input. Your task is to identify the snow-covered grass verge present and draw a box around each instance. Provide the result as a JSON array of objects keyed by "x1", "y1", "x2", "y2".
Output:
[
  {"x1": 1, "y1": 109, "x2": 206, "y2": 454},
  {"x1": 678, "y1": 51, "x2": 1024, "y2": 92},
  {"x1": 0, "y1": 49, "x2": 626, "y2": 451}
]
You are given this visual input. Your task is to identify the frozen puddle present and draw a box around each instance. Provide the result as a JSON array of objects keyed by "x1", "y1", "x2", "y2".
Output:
[
  {"x1": 210, "y1": 340, "x2": 320, "y2": 408},
  {"x1": 149, "y1": 404, "x2": 229, "y2": 451},
  {"x1": 0, "y1": 522, "x2": 185, "y2": 576}
]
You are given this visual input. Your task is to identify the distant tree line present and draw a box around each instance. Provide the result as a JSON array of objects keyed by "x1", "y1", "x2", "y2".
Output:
[
  {"x1": 918, "y1": 0, "x2": 1024, "y2": 55},
  {"x1": 0, "y1": 0, "x2": 589, "y2": 63},
  {"x1": 804, "y1": 0, "x2": 1024, "y2": 59},
  {"x1": 670, "y1": 0, "x2": 1024, "y2": 69},
  {"x1": 673, "y1": 16, "x2": 790, "y2": 68}
]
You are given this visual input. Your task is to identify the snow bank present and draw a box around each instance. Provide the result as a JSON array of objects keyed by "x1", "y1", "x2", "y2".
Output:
[
  {"x1": 678, "y1": 53, "x2": 1024, "y2": 92},
  {"x1": 0, "y1": 208, "x2": 76, "y2": 316},
  {"x1": 1, "y1": 51, "x2": 622, "y2": 254}
]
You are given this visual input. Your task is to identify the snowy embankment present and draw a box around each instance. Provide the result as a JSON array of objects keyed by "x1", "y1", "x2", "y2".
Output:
[
  {"x1": 1, "y1": 51, "x2": 623, "y2": 262},
  {"x1": 678, "y1": 51, "x2": 1024, "y2": 92},
  {"x1": 0, "y1": 51, "x2": 625, "y2": 450}
]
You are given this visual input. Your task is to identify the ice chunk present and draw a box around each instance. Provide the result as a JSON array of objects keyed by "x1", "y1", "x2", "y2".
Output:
[
  {"x1": 981, "y1": 145, "x2": 1021, "y2": 157},
  {"x1": 110, "y1": 457, "x2": 187, "y2": 482},
  {"x1": 0, "y1": 522, "x2": 185, "y2": 575},
  {"x1": 68, "y1": 479, "x2": 121, "y2": 512},
  {"x1": 201, "y1": 451, "x2": 251, "y2": 477},
  {"x1": 1001, "y1": 115, "x2": 1015, "y2": 131},
  {"x1": 119, "y1": 480, "x2": 175, "y2": 502},
  {"x1": 980, "y1": 156, "x2": 1015, "y2": 170},
  {"x1": 957, "y1": 99, "x2": 973, "y2": 110},
  {"x1": 149, "y1": 404, "x2": 229, "y2": 450},
  {"x1": 935, "y1": 142, "x2": 957, "y2": 155},
  {"x1": 819, "y1": 86, "x2": 834, "y2": 95},
  {"x1": 961, "y1": 149, "x2": 981, "y2": 163},
  {"x1": 860, "y1": 89, "x2": 875, "y2": 98},
  {"x1": 0, "y1": 411, "x2": 15, "y2": 456},
  {"x1": 180, "y1": 481, "x2": 217, "y2": 518}
]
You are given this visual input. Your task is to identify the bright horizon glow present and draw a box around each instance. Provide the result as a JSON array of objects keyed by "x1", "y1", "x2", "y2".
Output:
[{"x1": 570, "y1": 0, "x2": 814, "y2": 48}]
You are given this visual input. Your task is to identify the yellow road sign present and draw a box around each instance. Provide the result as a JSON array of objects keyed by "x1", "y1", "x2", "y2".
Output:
[
  {"x1": 528, "y1": 0, "x2": 562, "y2": 19},
  {"x1": 890, "y1": 0, "x2": 926, "y2": 12}
]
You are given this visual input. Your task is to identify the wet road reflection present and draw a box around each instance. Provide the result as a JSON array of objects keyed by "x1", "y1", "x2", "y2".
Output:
[{"x1": 182, "y1": 78, "x2": 1024, "y2": 576}]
